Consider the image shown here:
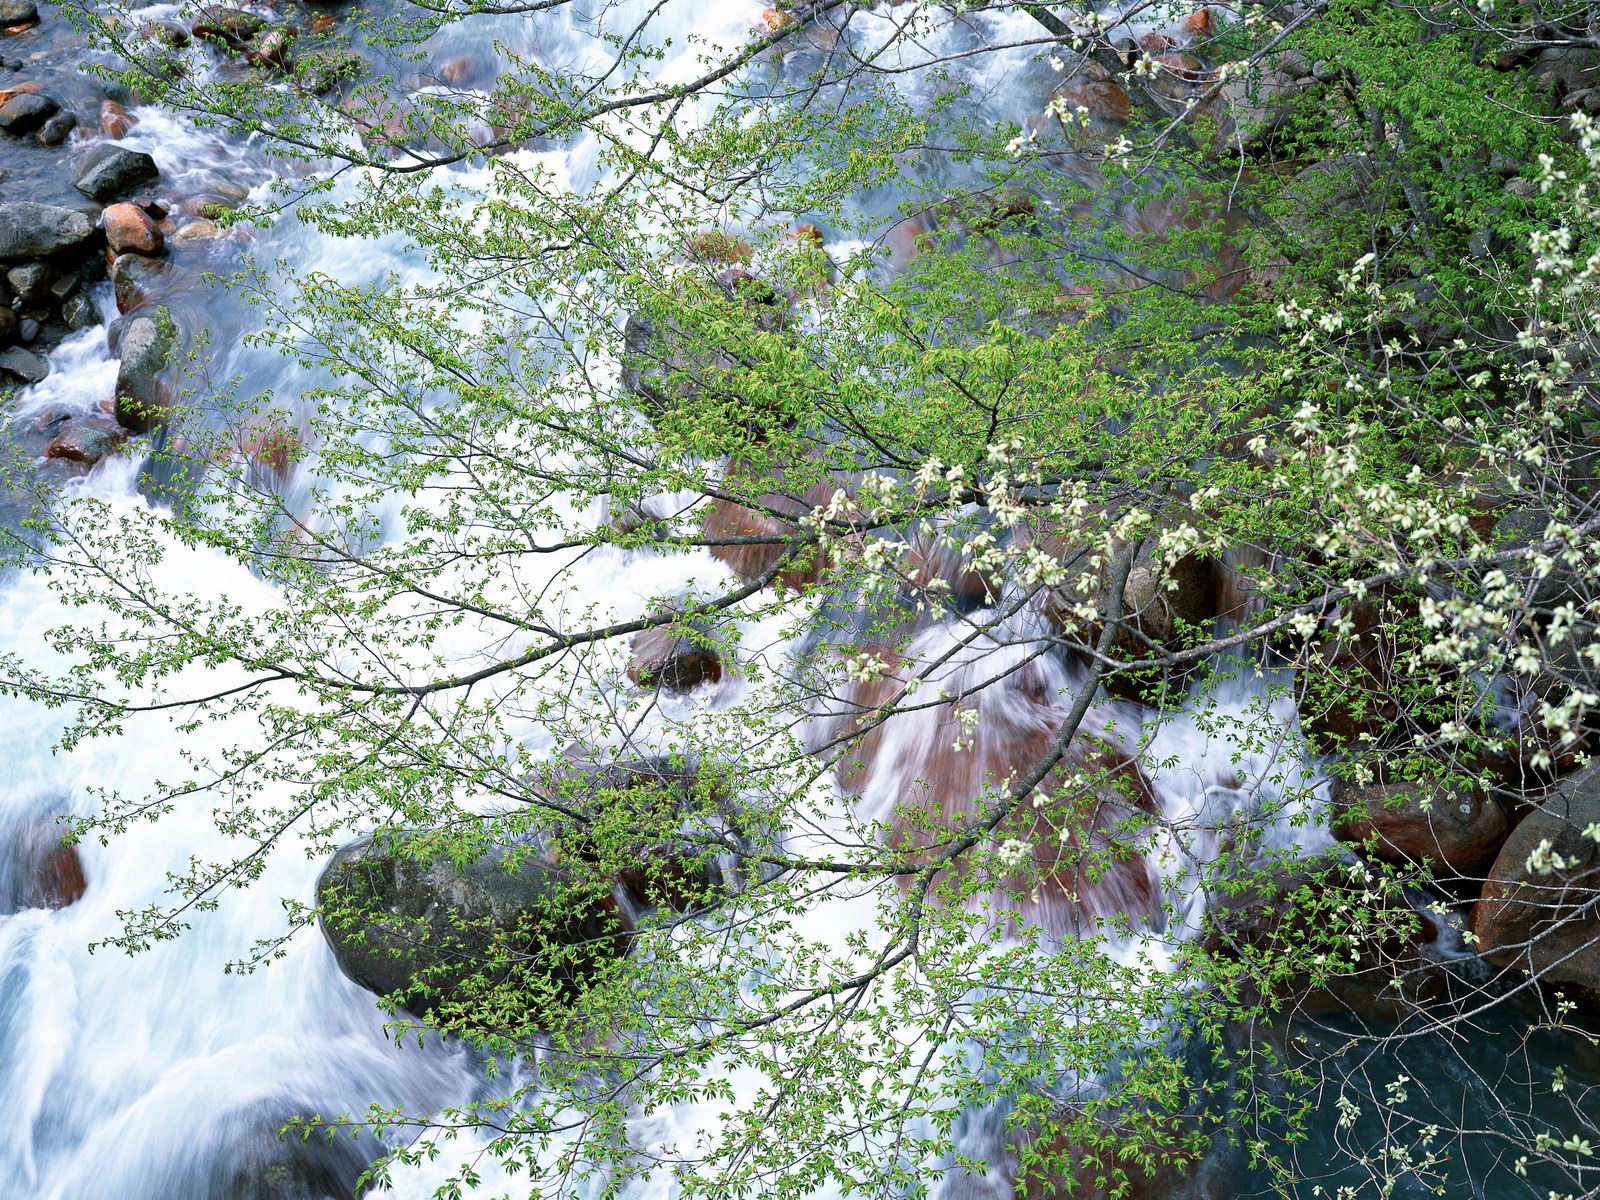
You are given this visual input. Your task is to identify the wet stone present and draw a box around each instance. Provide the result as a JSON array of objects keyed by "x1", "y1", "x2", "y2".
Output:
[
  {"x1": 74, "y1": 143, "x2": 160, "y2": 201},
  {"x1": 0, "y1": 0, "x2": 37, "y2": 24},
  {"x1": 104, "y1": 202, "x2": 164, "y2": 256},
  {"x1": 0, "y1": 90, "x2": 56, "y2": 134},
  {"x1": 0, "y1": 202, "x2": 95, "y2": 260},
  {"x1": 35, "y1": 109, "x2": 75, "y2": 146},
  {"x1": 61, "y1": 292, "x2": 95, "y2": 330},
  {"x1": 0, "y1": 344, "x2": 47, "y2": 383},
  {"x1": 46, "y1": 419, "x2": 125, "y2": 465},
  {"x1": 6, "y1": 260, "x2": 46, "y2": 301}
]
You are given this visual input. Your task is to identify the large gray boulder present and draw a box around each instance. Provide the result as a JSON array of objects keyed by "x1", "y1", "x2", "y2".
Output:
[
  {"x1": 317, "y1": 833, "x2": 631, "y2": 1024},
  {"x1": 74, "y1": 143, "x2": 160, "y2": 201},
  {"x1": 114, "y1": 314, "x2": 174, "y2": 431},
  {"x1": 0, "y1": 202, "x2": 96, "y2": 261}
]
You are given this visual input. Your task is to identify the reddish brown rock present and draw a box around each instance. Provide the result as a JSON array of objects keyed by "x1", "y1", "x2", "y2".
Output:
[
  {"x1": 99, "y1": 99, "x2": 135, "y2": 138},
  {"x1": 760, "y1": 7, "x2": 796, "y2": 35},
  {"x1": 1182, "y1": 7, "x2": 1214, "y2": 38},
  {"x1": 684, "y1": 229, "x2": 753, "y2": 265},
  {"x1": 627, "y1": 622, "x2": 723, "y2": 693},
  {"x1": 104, "y1": 202, "x2": 164, "y2": 256},
  {"x1": 1333, "y1": 775, "x2": 1509, "y2": 877},
  {"x1": 36, "y1": 842, "x2": 86, "y2": 908},
  {"x1": 45, "y1": 419, "x2": 125, "y2": 466},
  {"x1": 3, "y1": 821, "x2": 87, "y2": 912},
  {"x1": 1048, "y1": 64, "x2": 1132, "y2": 128},
  {"x1": 703, "y1": 468, "x2": 835, "y2": 592}
]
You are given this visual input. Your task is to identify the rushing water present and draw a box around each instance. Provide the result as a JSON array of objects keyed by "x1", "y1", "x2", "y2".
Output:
[{"x1": 1, "y1": 1, "x2": 1597, "y2": 1198}]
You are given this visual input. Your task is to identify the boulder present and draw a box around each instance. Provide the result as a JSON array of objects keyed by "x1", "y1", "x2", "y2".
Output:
[
  {"x1": 45, "y1": 419, "x2": 125, "y2": 466},
  {"x1": 540, "y1": 756, "x2": 740, "y2": 913},
  {"x1": 247, "y1": 26, "x2": 296, "y2": 70},
  {"x1": 104, "y1": 202, "x2": 164, "y2": 256},
  {"x1": 1031, "y1": 518, "x2": 1218, "y2": 699},
  {"x1": 1332, "y1": 773, "x2": 1509, "y2": 877},
  {"x1": 317, "y1": 833, "x2": 631, "y2": 1023},
  {"x1": 0, "y1": 346, "x2": 47, "y2": 384},
  {"x1": 0, "y1": 91, "x2": 57, "y2": 134},
  {"x1": 1201, "y1": 856, "x2": 1441, "y2": 1018},
  {"x1": 0, "y1": 202, "x2": 95, "y2": 260},
  {"x1": 0, "y1": 0, "x2": 37, "y2": 24},
  {"x1": 627, "y1": 620, "x2": 724, "y2": 693},
  {"x1": 113, "y1": 314, "x2": 174, "y2": 431},
  {"x1": 0, "y1": 306, "x2": 15, "y2": 345},
  {"x1": 1470, "y1": 762, "x2": 1600, "y2": 1001},
  {"x1": 74, "y1": 143, "x2": 160, "y2": 201},
  {"x1": 620, "y1": 272, "x2": 790, "y2": 427}
]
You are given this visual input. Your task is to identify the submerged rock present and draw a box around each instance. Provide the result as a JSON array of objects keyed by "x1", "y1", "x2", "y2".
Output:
[{"x1": 317, "y1": 833, "x2": 632, "y2": 1024}]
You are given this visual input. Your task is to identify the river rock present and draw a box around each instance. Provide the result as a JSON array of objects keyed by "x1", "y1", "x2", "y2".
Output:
[
  {"x1": 104, "y1": 202, "x2": 164, "y2": 256},
  {"x1": 74, "y1": 143, "x2": 160, "y2": 201},
  {"x1": 0, "y1": 346, "x2": 47, "y2": 384},
  {"x1": 317, "y1": 833, "x2": 632, "y2": 1023},
  {"x1": 1470, "y1": 762, "x2": 1600, "y2": 1002},
  {"x1": 111, "y1": 252, "x2": 166, "y2": 313},
  {"x1": 99, "y1": 99, "x2": 135, "y2": 138},
  {"x1": 0, "y1": 306, "x2": 16, "y2": 345},
  {"x1": 627, "y1": 620, "x2": 724, "y2": 693},
  {"x1": 191, "y1": 5, "x2": 266, "y2": 48},
  {"x1": 6, "y1": 260, "x2": 46, "y2": 302},
  {"x1": 114, "y1": 314, "x2": 173, "y2": 431},
  {"x1": 247, "y1": 26, "x2": 295, "y2": 70},
  {"x1": 0, "y1": 0, "x2": 36, "y2": 24},
  {"x1": 172, "y1": 217, "x2": 221, "y2": 243},
  {"x1": 35, "y1": 110, "x2": 76, "y2": 147},
  {"x1": 295, "y1": 48, "x2": 364, "y2": 94},
  {"x1": 1333, "y1": 774, "x2": 1509, "y2": 877},
  {"x1": 1202, "y1": 856, "x2": 1441, "y2": 1018},
  {"x1": 0, "y1": 820, "x2": 85, "y2": 913},
  {"x1": 540, "y1": 755, "x2": 740, "y2": 913},
  {"x1": 61, "y1": 292, "x2": 96, "y2": 330},
  {"x1": 0, "y1": 91, "x2": 57, "y2": 134},
  {"x1": 0, "y1": 202, "x2": 96, "y2": 261},
  {"x1": 45, "y1": 419, "x2": 124, "y2": 466},
  {"x1": 620, "y1": 272, "x2": 790, "y2": 426}
]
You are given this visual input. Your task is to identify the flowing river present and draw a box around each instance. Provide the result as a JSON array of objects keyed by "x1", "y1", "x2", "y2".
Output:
[{"x1": 0, "y1": 0, "x2": 1594, "y2": 1197}]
